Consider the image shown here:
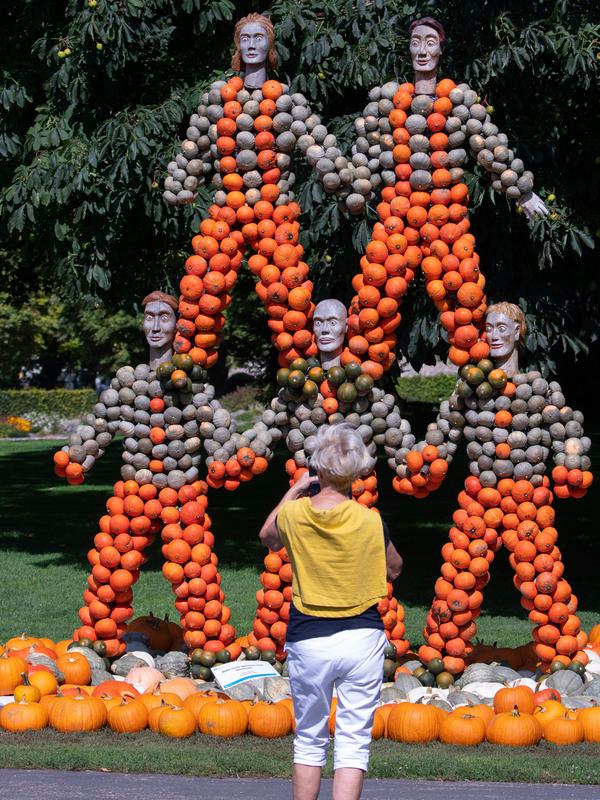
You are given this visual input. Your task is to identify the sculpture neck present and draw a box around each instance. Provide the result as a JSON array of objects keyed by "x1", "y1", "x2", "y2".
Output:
[
  {"x1": 493, "y1": 350, "x2": 520, "y2": 378},
  {"x1": 413, "y1": 69, "x2": 437, "y2": 96},
  {"x1": 149, "y1": 345, "x2": 173, "y2": 371},
  {"x1": 243, "y1": 64, "x2": 267, "y2": 90},
  {"x1": 319, "y1": 350, "x2": 343, "y2": 371}
]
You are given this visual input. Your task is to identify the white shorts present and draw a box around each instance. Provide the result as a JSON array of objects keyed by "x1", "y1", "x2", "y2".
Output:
[{"x1": 286, "y1": 627, "x2": 387, "y2": 772}]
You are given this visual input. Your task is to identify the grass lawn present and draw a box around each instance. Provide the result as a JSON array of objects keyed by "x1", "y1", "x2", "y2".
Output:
[
  {"x1": 1, "y1": 411, "x2": 598, "y2": 646},
  {"x1": 0, "y1": 414, "x2": 599, "y2": 781},
  {"x1": 0, "y1": 730, "x2": 599, "y2": 783}
]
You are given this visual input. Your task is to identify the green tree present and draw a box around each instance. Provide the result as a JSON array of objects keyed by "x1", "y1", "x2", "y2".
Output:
[
  {"x1": 0, "y1": 0, "x2": 598, "y2": 381},
  {"x1": 0, "y1": 290, "x2": 144, "y2": 387}
]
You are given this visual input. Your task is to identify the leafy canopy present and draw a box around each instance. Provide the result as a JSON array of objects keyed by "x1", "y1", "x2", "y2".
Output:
[{"x1": 0, "y1": 0, "x2": 598, "y2": 382}]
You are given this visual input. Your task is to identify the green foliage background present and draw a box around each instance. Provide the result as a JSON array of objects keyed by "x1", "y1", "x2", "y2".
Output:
[
  {"x1": 0, "y1": 388, "x2": 96, "y2": 418},
  {"x1": 0, "y1": 0, "x2": 598, "y2": 385}
]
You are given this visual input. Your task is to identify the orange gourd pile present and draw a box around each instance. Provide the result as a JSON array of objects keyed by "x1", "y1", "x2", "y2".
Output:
[
  {"x1": 76, "y1": 479, "x2": 235, "y2": 653},
  {"x1": 173, "y1": 76, "x2": 316, "y2": 369},
  {"x1": 421, "y1": 474, "x2": 587, "y2": 674},
  {"x1": 248, "y1": 547, "x2": 292, "y2": 661},
  {"x1": 346, "y1": 79, "x2": 488, "y2": 377}
]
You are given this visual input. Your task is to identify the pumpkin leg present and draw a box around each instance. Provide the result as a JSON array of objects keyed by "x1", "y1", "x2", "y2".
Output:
[
  {"x1": 505, "y1": 484, "x2": 586, "y2": 672},
  {"x1": 174, "y1": 203, "x2": 316, "y2": 371},
  {"x1": 74, "y1": 481, "x2": 160, "y2": 658},
  {"x1": 162, "y1": 489, "x2": 237, "y2": 653},
  {"x1": 357, "y1": 469, "x2": 410, "y2": 658},
  {"x1": 419, "y1": 476, "x2": 502, "y2": 673},
  {"x1": 248, "y1": 207, "x2": 317, "y2": 368},
  {"x1": 173, "y1": 215, "x2": 246, "y2": 368},
  {"x1": 349, "y1": 183, "x2": 488, "y2": 377}
]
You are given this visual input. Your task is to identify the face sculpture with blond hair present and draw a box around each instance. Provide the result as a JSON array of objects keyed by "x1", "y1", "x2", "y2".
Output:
[{"x1": 485, "y1": 301, "x2": 527, "y2": 377}]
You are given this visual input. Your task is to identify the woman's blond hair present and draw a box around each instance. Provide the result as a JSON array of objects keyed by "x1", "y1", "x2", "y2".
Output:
[{"x1": 309, "y1": 423, "x2": 375, "y2": 491}]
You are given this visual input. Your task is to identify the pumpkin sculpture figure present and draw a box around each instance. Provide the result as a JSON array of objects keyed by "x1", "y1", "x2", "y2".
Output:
[
  {"x1": 306, "y1": 16, "x2": 547, "y2": 391},
  {"x1": 52, "y1": 292, "x2": 245, "y2": 655},
  {"x1": 398, "y1": 302, "x2": 593, "y2": 675},
  {"x1": 162, "y1": 13, "x2": 418, "y2": 659},
  {"x1": 163, "y1": 12, "x2": 354, "y2": 371},
  {"x1": 235, "y1": 298, "x2": 415, "y2": 660}
]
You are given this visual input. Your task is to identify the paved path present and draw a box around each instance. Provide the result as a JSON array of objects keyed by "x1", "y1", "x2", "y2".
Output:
[{"x1": 0, "y1": 770, "x2": 598, "y2": 800}]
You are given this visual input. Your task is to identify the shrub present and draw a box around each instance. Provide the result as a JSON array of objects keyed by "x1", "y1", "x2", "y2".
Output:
[
  {"x1": 220, "y1": 386, "x2": 263, "y2": 413},
  {"x1": 395, "y1": 375, "x2": 457, "y2": 405},
  {"x1": 0, "y1": 389, "x2": 96, "y2": 420}
]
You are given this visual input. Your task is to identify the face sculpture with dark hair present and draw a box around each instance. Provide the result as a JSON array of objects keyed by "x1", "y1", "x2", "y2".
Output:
[
  {"x1": 231, "y1": 12, "x2": 277, "y2": 86},
  {"x1": 52, "y1": 292, "x2": 250, "y2": 655},
  {"x1": 142, "y1": 291, "x2": 178, "y2": 369}
]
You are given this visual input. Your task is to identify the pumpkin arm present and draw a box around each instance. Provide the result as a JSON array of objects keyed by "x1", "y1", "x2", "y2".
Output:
[
  {"x1": 394, "y1": 391, "x2": 465, "y2": 495},
  {"x1": 293, "y1": 92, "x2": 360, "y2": 208},
  {"x1": 52, "y1": 404, "x2": 118, "y2": 484},
  {"x1": 163, "y1": 98, "x2": 215, "y2": 207},
  {"x1": 543, "y1": 387, "x2": 593, "y2": 498},
  {"x1": 464, "y1": 92, "x2": 546, "y2": 218},
  {"x1": 197, "y1": 390, "x2": 237, "y2": 454}
]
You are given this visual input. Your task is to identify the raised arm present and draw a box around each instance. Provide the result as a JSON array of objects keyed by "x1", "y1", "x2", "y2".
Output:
[
  {"x1": 163, "y1": 85, "x2": 221, "y2": 206},
  {"x1": 451, "y1": 83, "x2": 547, "y2": 220}
]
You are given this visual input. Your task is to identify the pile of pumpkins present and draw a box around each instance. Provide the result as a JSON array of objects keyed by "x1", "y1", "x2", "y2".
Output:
[
  {"x1": 380, "y1": 628, "x2": 600, "y2": 745},
  {"x1": 0, "y1": 630, "x2": 293, "y2": 738},
  {"x1": 2, "y1": 625, "x2": 600, "y2": 745}
]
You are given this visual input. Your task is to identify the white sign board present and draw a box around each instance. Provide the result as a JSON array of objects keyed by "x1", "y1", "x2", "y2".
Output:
[{"x1": 211, "y1": 660, "x2": 279, "y2": 691}]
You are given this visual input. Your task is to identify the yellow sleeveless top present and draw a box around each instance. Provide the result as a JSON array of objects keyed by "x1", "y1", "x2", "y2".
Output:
[{"x1": 276, "y1": 497, "x2": 388, "y2": 617}]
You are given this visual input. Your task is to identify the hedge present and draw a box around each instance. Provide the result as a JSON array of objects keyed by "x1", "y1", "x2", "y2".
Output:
[
  {"x1": 395, "y1": 375, "x2": 457, "y2": 405},
  {"x1": 0, "y1": 389, "x2": 96, "y2": 419}
]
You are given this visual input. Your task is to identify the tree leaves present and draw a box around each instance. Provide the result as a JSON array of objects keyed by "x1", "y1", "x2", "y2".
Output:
[{"x1": 0, "y1": 0, "x2": 597, "y2": 382}]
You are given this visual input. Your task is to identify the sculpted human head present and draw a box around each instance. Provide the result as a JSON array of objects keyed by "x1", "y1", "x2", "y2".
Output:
[
  {"x1": 485, "y1": 302, "x2": 526, "y2": 375},
  {"x1": 313, "y1": 299, "x2": 348, "y2": 368},
  {"x1": 408, "y1": 17, "x2": 445, "y2": 75},
  {"x1": 231, "y1": 13, "x2": 277, "y2": 73},
  {"x1": 142, "y1": 291, "x2": 177, "y2": 357}
]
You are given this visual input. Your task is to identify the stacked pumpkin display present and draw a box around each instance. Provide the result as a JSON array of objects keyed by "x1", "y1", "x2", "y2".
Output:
[
  {"x1": 390, "y1": 365, "x2": 593, "y2": 674},
  {"x1": 73, "y1": 478, "x2": 235, "y2": 655},
  {"x1": 3, "y1": 630, "x2": 600, "y2": 745},
  {"x1": 166, "y1": 75, "x2": 356, "y2": 369},
  {"x1": 0, "y1": 635, "x2": 294, "y2": 738},
  {"x1": 322, "y1": 80, "x2": 495, "y2": 376}
]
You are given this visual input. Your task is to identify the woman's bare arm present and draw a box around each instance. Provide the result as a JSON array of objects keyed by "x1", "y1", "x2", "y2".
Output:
[{"x1": 258, "y1": 471, "x2": 316, "y2": 550}]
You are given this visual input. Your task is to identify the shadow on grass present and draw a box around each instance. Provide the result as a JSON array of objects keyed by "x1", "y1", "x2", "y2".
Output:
[{"x1": 0, "y1": 408, "x2": 598, "y2": 621}]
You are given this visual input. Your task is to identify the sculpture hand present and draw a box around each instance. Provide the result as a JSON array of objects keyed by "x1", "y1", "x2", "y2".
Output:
[
  {"x1": 518, "y1": 191, "x2": 548, "y2": 220},
  {"x1": 52, "y1": 451, "x2": 85, "y2": 485}
]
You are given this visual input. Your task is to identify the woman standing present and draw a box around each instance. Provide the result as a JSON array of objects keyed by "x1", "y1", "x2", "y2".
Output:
[{"x1": 259, "y1": 423, "x2": 403, "y2": 800}]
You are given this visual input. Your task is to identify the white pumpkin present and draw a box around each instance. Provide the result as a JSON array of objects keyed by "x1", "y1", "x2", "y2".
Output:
[
  {"x1": 583, "y1": 648, "x2": 600, "y2": 678},
  {"x1": 461, "y1": 681, "x2": 505, "y2": 701},
  {"x1": 406, "y1": 686, "x2": 450, "y2": 704},
  {"x1": 508, "y1": 677, "x2": 538, "y2": 691}
]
